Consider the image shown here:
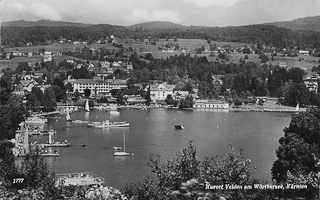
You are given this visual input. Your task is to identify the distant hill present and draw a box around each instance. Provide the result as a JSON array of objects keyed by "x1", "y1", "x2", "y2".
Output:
[
  {"x1": 268, "y1": 15, "x2": 320, "y2": 32},
  {"x1": 128, "y1": 21, "x2": 194, "y2": 30},
  {"x1": 2, "y1": 20, "x2": 92, "y2": 27}
]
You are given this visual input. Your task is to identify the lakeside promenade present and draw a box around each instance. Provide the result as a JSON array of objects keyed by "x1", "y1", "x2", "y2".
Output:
[{"x1": 57, "y1": 100, "x2": 307, "y2": 113}]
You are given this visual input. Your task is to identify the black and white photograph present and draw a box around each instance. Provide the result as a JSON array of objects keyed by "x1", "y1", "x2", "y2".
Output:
[{"x1": 0, "y1": 0, "x2": 320, "y2": 199}]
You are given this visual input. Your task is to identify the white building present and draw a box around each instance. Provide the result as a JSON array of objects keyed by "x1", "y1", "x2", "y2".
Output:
[
  {"x1": 298, "y1": 50, "x2": 309, "y2": 55},
  {"x1": 150, "y1": 82, "x2": 175, "y2": 101},
  {"x1": 173, "y1": 91, "x2": 189, "y2": 101},
  {"x1": 303, "y1": 74, "x2": 319, "y2": 92},
  {"x1": 193, "y1": 99, "x2": 229, "y2": 109},
  {"x1": 73, "y1": 79, "x2": 127, "y2": 95}
]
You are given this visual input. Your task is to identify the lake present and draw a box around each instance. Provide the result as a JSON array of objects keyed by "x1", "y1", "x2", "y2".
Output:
[{"x1": 29, "y1": 108, "x2": 291, "y2": 188}]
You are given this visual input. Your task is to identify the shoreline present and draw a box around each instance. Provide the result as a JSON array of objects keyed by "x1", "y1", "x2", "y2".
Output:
[
  {"x1": 117, "y1": 105, "x2": 306, "y2": 113},
  {"x1": 61, "y1": 103, "x2": 307, "y2": 113}
]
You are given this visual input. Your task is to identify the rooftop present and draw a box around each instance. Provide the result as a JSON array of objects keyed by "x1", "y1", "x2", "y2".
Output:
[
  {"x1": 74, "y1": 79, "x2": 127, "y2": 85},
  {"x1": 55, "y1": 172, "x2": 105, "y2": 186}
]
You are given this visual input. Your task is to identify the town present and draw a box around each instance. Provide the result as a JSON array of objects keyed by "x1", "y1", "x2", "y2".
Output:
[{"x1": 1, "y1": 1, "x2": 320, "y2": 199}]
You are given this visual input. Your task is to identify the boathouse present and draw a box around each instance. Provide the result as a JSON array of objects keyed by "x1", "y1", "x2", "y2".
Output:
[{"x1": 193, "y1": 100, "x2": 229, "y2": 109}]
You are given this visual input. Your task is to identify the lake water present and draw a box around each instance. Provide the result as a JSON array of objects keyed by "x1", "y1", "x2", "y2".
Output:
[{"x1": 29, "y1": 108, "x2": 291, "y2": 188}]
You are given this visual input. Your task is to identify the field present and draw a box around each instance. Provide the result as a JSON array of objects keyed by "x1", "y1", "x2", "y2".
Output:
[
  {"x1": 5, "y1": 43, "x2": 117, "y2": 54},
  {"x1": 270, "y1": 54, "x2": 319, "y2": 73},
  {"x1": 1, "y1": 39, "x2": 319, "y2": 73},
  {"x1": 0, "y1": 55, "x2": 78, "y2": 70}
]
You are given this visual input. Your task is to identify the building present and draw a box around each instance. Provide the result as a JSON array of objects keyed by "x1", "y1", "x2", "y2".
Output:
[
  {"x1": 150, "y1": 82, "x2": 175, "y2": 101},
  {"x1": 12, "y1": 85, "x2": 26, "y2": 96},
  {"x1": 173, "y1": 91, "x2": 189, "y2": 101},
  {"x1": 101, "y1": 61, "x2": 110, "y2": 68},
  {"x1": 123, "y1": 62, "x2": 133, "y2": 71},
  {"x1": 303, "y1": 74, "x2": 319, "y2": 92},
  {"x1": 212, "y1": 75, "x2": 224, "y2": 85},
  {"x1": 73, "y1": 79, "x2": 127, "y2": 95},
  {"x1": 193, "y1": 99, "x2": 229, "y2": 109},
  {"x1": 12, "y1": 51, "x2": 22, "y2": 56},
  {"x1": 43, "y1": 51, "x2": 52, "y2": 62},
  {"x1": 19, "y1": 79, "x2": 39, "y2": 92},
  {"x1": 278, "y1": 62, "x2": 287, "y2": 68},
  {"x1": 298, "y1": 50, "x2": 309, "y2": 55}
]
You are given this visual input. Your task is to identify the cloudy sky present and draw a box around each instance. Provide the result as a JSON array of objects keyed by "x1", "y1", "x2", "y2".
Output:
[{"x1": 2, "y1": 0, "x2": 320, "y2": 27}]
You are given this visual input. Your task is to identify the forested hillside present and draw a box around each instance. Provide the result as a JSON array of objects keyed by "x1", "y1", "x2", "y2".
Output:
[
  {"x1": 3, "y1": 23, "x2": 320, "y2": 49},
  {"x1": 269, "y1": 15, "x2": 320, "y2": 32}
]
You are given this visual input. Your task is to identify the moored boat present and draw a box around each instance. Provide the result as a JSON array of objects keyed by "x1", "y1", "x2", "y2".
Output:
[
  {"x1": 87, "y1": 120, "x2": 129, "y2": 128},
  {"x1": 109, "y1": 110, "x2": 120, "y2": 115},
  {"x1": 25, "y1": 116, "x2": 48, "y2": 124},
  {"x1": 41, "y1": 131, "x2": 71, "y2": 147},
  {"x1": 113, "y1": 132, "x2": 132, "y2": 156},
  {"x1": 66, "y1": 109, "x2": 73, "y2": 122},
  {"x1": 43, "y1": 141, "x2": 71, "y2": 147},
  {"x1": 174, "y1": 125, "x2": 185, "y2": 130},
  {"x1": 85, "y1": 100, "x2": 90, "y2": 112},
  {"x1": 73, "y1": 120, "x2": 89, "y2": 124}
]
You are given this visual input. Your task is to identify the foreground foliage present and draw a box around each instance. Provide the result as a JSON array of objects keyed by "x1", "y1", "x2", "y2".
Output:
[
  {"x1": 272, "y1": 107, "x2": 320, "y2": 199},
  {"x1": 123, "y1": 141, "x2": 272, "y2": 200}
]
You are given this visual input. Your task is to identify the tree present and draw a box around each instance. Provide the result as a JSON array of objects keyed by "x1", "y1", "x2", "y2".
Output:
[
  {"x1": 233, "y1": 73, "x2": 248, "y2": 95},
  {"x1": 83, "y1": 88, "x2": 91, "y2": 97},
  {"x1": 283, "y1": 82, "x2": 309, "y2": 107},
  {"x1": 0, "y1": 95, "x2": 27, "y2": 140},
  {"x1": 145, "y1": 84, "x2": 151, "y2": 105},
  {"x1": 39, "y1": 47, "x2": 46, "y2": 54},
  {"x1": 72, "y1": 67, "x2": 91, "y2": 79},
  {"x1": 0, "y1": 74, "x2": 13, "y2": 105},
  {"x1": 184, "y1": 82, "x2": 194, "y2": 93},
  {"x1": 242, "y1": 46, "x2": 250, "y2": 54},
  {"x1": 271, "y1": 108, "x2": 320, "y2": 198},
  {"x1": 15, "y1": 62, "x2": 31, "y2": 74},
  {"x1": 174, "y1": 43, "x2": 180, "y2": 50},
  {"x1": 255, "y1": 80, "x2": 269, "y2": 96},
  {"x1": 51, "y1": 85, "x2": 65, "y2": 102},
  {"x1": 116, "y1": 90, "x2": 124, "y2": 105},
  {"x1": 165, "y1": 95, "x2": 178, "y2": 106},
  {"x1": 42, "y1": 87, "x2": 57, "y2": 112},
  {"x1": 234, "y1": 98, "x2": 243, "y2": 107},
  {"x1": 287, "y1": 67, "x2": 304, "y2": 83},
  {"x1": 144, "y1": 53, "x2": 154, "y2": 61},
  {"x1": 30, "y1": 87, "x2": 44, "y2": 105},
  {"x1": 52, "y1": 77, "x2": 66, "y2": 91},
  {"x1": 0, "y1": 95, "x2": 26, "y2": 187},
  {"x1": 73, "y1": 89, "x2": 80, "y2": 101},
  {"x1": 65, "y1": 82, "x2": 73, "y2": 93},
  {"x1": 123, "y1": 141, "x2": 261, "y2": 199},
  {"x1": 179, "y1": 95, "x2": 193, "y2": 109}
]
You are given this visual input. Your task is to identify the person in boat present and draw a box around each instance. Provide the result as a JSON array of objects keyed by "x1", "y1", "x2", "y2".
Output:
[{"x1": 81, "y1": 144, "x2": 86, "y2": 147}]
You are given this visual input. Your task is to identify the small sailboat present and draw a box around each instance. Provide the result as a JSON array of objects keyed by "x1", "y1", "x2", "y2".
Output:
[
  {"x1": 85, "y1": 100, "x2": 90, "y2": 112},
  {"x1": 114, "y1": 132, "x2": 131, "y2": 156},
  {"x1": 42, "y1": 131, "x2": 70, "y2": 147},
  {"x1": 66, "y1": 109, "x2": 72, "y2": 122},
  {"x1": 295, "y1": 103, "x2": 300, "y2": 112}
]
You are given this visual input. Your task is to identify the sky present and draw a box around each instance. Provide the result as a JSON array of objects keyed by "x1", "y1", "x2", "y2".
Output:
[{"x1": 2, "y1": 0, "x2": 320, "y2": 27}]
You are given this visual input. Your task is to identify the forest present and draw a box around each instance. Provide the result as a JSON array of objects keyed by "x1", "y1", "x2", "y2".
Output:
[{"x1": 3, "y1": 24, "x2": 320, "y2": 49}]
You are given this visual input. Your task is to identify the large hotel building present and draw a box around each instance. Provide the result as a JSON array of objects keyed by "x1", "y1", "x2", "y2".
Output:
[{"x1": 73, "y1": 79, "x2": 127, "y2": 95}]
